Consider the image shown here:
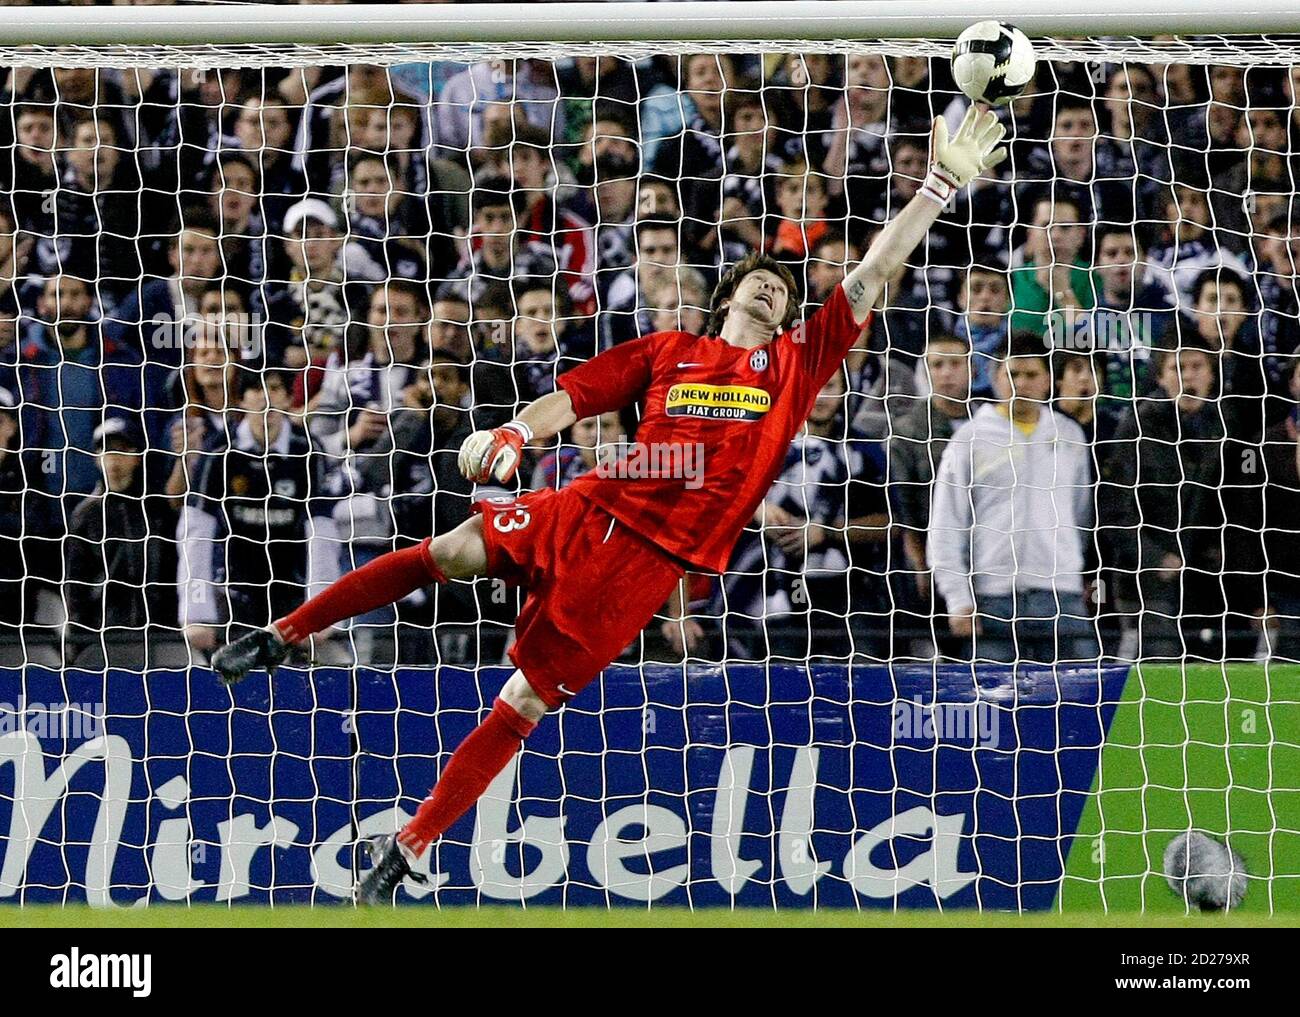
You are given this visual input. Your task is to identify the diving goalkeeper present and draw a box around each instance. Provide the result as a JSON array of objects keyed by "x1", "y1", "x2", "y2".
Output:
[{"x1": 212, "y1": 106, "x2": 1007, "y2": 903}]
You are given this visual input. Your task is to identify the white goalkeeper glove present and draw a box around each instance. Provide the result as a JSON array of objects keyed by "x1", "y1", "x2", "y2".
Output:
[
  {"x1": 458, "y1": 420, "x2": 532, "y2": 484},
  {"x1": 920, "y1": 104, "x2": 1008, "y2": 206}
]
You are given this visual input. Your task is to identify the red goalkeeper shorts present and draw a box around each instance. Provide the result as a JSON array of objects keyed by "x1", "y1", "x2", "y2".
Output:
[{"x1": 473, "y1": 487, "x2": 686, "y2": 709}]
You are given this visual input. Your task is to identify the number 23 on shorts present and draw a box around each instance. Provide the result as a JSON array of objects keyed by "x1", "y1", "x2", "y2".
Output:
[{"x1": 486, "y1": 496, "x2": 531, "y2": 533}]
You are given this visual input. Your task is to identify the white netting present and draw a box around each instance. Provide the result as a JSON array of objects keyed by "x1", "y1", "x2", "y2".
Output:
[
  {"x1": 0, "y1": 27, "x2": 1296, "y2": 914},
  {"x1": 0, "y1": 38, "x2": 1298, "y2": 669}
]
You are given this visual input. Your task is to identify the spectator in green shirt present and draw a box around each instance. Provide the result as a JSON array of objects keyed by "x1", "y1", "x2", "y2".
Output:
[{"x1": 1010, "y1": 193, "x2": 1096, "y2": 336}]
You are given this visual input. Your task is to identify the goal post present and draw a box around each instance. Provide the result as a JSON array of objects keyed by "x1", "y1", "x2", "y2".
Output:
[
  {"x1": 1, "y1": 1, "x2": 1299, "y2": 53},
  {"x1": 0, "y1": 1, "x2": 1295, "y2": 912}
]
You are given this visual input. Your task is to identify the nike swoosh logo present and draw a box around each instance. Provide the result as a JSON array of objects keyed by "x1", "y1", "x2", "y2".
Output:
[
  {"x1": 557, "y1": 683, "x2": 575, "y2": 697},
  {"x1": 677, "y1": 362, "x2": 703, "y2": 369}
]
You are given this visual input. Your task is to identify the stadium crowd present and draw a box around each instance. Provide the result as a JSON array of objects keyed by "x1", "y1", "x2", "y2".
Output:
[{"x1": 1, "y1": 41, "x2": 1299, "y2": 669}]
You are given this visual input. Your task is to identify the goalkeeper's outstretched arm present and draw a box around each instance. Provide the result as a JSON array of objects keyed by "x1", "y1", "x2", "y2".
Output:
[{"x1": 841, "y1": 105, "x2": 1007, "y2": 322}]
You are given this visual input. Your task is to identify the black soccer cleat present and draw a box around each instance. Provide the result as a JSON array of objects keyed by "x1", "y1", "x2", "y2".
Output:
[
  {"x1": 211, "y1": 627, "x2": 291, "y2": 686},
  {"x1": 354, "y1": 833, "x2": 428, "y2": 905}
]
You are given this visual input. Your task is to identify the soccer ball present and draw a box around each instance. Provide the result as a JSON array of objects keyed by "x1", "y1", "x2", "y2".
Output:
[
  {"x1": 951, "y1": 21, "x2": 1036, "y2": 107},
  {"x1": 1163, "y1": 832, "x2": 1248, "y2": 912}
]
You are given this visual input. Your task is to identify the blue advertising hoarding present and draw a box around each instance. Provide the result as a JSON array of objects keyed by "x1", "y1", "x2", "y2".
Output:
[{"x1": 0, "y1": 662, "x2": 1129, "y2": 908}]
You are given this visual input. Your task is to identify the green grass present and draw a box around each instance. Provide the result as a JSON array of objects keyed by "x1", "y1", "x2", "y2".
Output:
[
  {"x1": 1062, "y1": 663, "x2": 1300, "y2": 914},
  {"x1": 1, "y1": 905, "x2": 1295, "y2": 929}
]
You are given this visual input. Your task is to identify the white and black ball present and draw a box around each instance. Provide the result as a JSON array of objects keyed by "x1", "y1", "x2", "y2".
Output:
[
  {"x1": 951, "y1": 21, "x2": 1037, "y2": 107},
  {"x1": 1163, "y1": 831, "x2": 1249, "y2": 912}
]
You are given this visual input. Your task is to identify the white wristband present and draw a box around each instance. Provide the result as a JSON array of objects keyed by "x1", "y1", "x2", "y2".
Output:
[
  {"x1": 502, "y1": 420, "x2": 533, "y2": 443},
  {"x1": 919, "y1": 168, "x2": 956, "y2": 206}
]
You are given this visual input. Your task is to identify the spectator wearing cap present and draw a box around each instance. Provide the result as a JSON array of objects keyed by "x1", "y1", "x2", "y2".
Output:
[
  {"x1": 63, "y1": 417, "x2": 165, "y2": 637},
  {"x1": 263, "y1": 197, "x2": 369, "y2": 373}
]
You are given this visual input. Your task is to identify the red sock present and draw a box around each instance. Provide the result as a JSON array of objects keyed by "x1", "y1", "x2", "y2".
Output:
[
  {"x1": 397, "y1": 697, "x2": 537, "y2": 857},
  {"x1": 275, "y1": 537, "x2": 445, "y2": 644}
]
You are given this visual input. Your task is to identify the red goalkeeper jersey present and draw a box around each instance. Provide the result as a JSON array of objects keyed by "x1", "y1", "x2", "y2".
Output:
[{"x1": 558, "y1": 285, "x2": 869, "y2": 573}]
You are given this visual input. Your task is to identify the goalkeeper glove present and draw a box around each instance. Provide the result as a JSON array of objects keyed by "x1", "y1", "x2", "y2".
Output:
[
  {"x1": 458, "y1": 420, "x2": 532, "y2": 484},
  {"x1": 920, "y1": 104, "x2": 1008, "y2": 206}
]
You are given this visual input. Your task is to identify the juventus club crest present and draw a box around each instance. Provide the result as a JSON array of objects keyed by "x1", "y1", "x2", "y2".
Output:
[{"x1": 749, "y1": 348, "x2": 768, "y2": 372}]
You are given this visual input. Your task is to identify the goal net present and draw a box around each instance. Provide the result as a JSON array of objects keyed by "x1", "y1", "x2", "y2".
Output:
[{"x1": 0, "y1": 3, "x2": 1295, "y2": 912}]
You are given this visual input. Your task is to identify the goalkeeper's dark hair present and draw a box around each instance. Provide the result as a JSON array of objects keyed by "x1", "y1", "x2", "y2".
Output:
[{"x1": 706, "y1": 253, "x2": 800, "y2": 337}]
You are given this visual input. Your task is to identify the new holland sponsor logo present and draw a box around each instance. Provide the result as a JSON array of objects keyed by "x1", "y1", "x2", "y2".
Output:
[{"x1": 665, "y1": 383, "x2": 771, "y2": 420}]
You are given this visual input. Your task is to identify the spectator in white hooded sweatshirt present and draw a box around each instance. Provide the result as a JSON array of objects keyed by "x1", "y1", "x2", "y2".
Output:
[{"x1": 929, "y1": 331, "x2": 1098, "y2": 664}]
